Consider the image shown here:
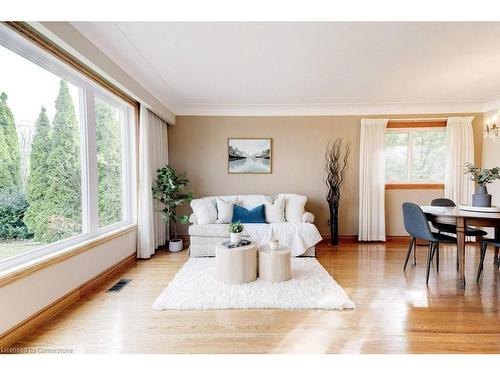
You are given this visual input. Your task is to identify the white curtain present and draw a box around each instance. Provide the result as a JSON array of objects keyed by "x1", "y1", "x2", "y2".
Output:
[
  {"x1": 444, "y1": 116, "x2": 474, "y2": 205},
  {"x1": 137, "y1": 105, "x2": 169, "y2": 259},
  {"x1": 358, "y1": 118, "x2": 388, "y2": 241}
]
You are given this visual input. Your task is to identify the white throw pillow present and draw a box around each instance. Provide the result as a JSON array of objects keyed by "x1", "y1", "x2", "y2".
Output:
[
  {"x1": 215, "y1": 197, "x2": 238, "y2": 224},
  {"x1": 280, "y1": 194, "x2": 307, "y2": 223},
  {"x1": 301, "y1": 211, "x2": 315, "y2": 223},
  {"x1": 190, "y1": 198, "x2": 217, "y2": 225},
  {"x1": 264, "y1": 195, "x2": 285, "y2": 223}
]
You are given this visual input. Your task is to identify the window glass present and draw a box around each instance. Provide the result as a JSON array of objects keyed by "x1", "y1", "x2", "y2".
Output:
[
  {"x1": 0, "y1": 44, "x2": 82, "y2": 261},
  {"x1": 385, "y1": 132, "x2": 409, "y2": 182},
  {"x1": 384, "y1": 129, "x2": 446, "y2": 184},
  {"x1": 0, "y1": 26, "x2": 135, "y2": 271},
  {"x1": 95, "y1": 97, "x2": 123, "y2": 227},
  {"x1": 411, "y1": 131, "x2": 446, "y2": 182}
]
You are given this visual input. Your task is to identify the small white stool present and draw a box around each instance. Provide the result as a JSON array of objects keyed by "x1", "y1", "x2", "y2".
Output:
[
  {"x1": 258, "y1": 246, "x2": 292, "y2": 282},
  {"x1": 215, "y1": 241, "x2": 257, "y2": 284}
]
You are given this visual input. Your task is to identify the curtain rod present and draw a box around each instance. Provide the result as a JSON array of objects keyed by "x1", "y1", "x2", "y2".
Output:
[{"x1": 387, "y1": 117, "x2": 448, "y2": 122}]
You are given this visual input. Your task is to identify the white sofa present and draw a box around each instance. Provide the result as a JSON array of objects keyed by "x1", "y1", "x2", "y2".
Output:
[{"x1": 188, "y1": 194, "x2": 320, "y2": 257}]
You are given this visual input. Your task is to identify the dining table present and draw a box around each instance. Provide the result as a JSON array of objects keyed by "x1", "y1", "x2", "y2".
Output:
[{"x1": 421, "y1": 205, "x2": 500, "y2": 291}]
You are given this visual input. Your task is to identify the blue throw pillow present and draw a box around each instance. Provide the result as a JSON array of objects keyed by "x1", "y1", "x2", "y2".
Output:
[{"x1": 232, "y1": 204, "x2": 266, "y2": 224}]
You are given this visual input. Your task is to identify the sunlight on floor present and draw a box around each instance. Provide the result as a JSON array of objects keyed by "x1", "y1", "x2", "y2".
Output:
[
  {"x1": 339, "y1": 289, "x2": 409, "y2": 354},
  {"x1": 271, "y1": 311, "x2": 348, "y2": 354},
  {"x1": 405, "y1": 290, "x2": 429, "y2": 308}
]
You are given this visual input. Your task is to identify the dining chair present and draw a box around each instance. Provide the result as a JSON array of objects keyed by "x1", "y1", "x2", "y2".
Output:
[
  {"x1": 402, "y1": 202, "x2": 457, "y2": 284},
  {"x1": 476, "y1": 238, "x2": 500, "y2": 281},
  {"x1": 430, "y1": 198, "x2": 487, "y2": 271}
]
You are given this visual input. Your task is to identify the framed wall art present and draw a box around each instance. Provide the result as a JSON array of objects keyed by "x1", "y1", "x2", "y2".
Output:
[{"x1": 228, "y1": 138, "x2": 272, "y2": 174}]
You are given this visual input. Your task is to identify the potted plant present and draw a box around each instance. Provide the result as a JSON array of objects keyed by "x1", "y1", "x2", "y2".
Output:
[
  {"x1": 228, "y1": 221, "x2": 244, "y2": 243},
  {"x1": 464, "y1": 162, "x2": 500, "y2": 207},
  {"x1": 152, "y1": 165, "x2": 194, "y2": 252}
]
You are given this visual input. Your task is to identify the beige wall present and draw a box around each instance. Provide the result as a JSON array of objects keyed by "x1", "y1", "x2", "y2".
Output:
[
  {"x1": 170, "y1": 113, "x2": 483, "y2": 237},
  {"x1": 385, "y1": 189, "x2": 444, "y2": 236}
]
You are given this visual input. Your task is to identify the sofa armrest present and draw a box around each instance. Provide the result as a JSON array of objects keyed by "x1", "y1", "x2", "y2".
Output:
[
  {"x1": 301, "y1": 212, "x2": 315, "y2": 224},
  {"x1": 189, "y1": 213, "x2": 198, "y2": 225}
]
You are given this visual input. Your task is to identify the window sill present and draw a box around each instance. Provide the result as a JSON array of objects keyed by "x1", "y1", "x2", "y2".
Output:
[
  {"x1": 385, "y1": 183, "x2": 445, "y2": 190},
  {"x1": 0, "y1": 224, "x2": 137, "y2": 288}
]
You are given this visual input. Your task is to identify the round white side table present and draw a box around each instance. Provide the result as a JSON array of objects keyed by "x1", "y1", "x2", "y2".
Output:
[
  {"x1": 215, "y1": 241, "x2": 257, "y2": 284},
  {"x1": 258, "y1": 245, "x2": 292, "y2": 283}
]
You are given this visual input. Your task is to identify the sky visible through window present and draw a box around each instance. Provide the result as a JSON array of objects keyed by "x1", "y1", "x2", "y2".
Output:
[{"x1": 0, "y1": 44, "x2": 80, "y2": 137}]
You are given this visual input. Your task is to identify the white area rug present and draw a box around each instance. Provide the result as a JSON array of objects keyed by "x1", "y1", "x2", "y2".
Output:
[{"x1": 152, "y1": 258, "x2": 355, "y2": 310}]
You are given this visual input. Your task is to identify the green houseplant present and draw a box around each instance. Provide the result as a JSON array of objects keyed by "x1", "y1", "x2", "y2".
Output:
[
  {"x1": 464, "y1": 162, "x2": 500, "y2": 207},
  {"x1": 228, "y1": 221, "x2": 244, "y2": 243},
  {"x1": 152, "y1": 165, "x2": 194, "y2": 252}
]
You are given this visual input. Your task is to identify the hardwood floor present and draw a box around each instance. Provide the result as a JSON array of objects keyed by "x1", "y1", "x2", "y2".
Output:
[{"x1": 11, "y1": 241, "x2": 500, "y2": 354}]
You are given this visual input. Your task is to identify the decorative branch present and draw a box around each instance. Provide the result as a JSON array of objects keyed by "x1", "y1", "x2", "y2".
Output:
[{"x1": 324, "y1": 138, "x2": 351, "y2": 245}]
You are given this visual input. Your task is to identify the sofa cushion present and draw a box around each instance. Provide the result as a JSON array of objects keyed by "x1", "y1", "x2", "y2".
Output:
[
  {"x1": 215, "y1": 197, "x2": 237, "y2": 224},
  {"x1": 205, "y1": 195, "x2": 269, "y2": 210},
  {"x1": 190, "y1": 198, "x2": 217, "y2": 224},
  {"x1": 189, "y1": 224, "x2": 249, "y2": 237},
  {"x1": 264, "y1": 195, "x2": 285, "y2": 223},
  {"x1": 279, "y1": 194, "x2": 307, "y2": 223},
  {"x1": 301, "y1": 211, "x2": 315, "y2": 223},
  {"x1": 232, "y1": 204, "x2": 266, "y2": 223}
]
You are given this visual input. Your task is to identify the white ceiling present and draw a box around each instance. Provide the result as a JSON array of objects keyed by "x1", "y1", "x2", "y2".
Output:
[{"x1": 71, "y1": 22, "x2": 500, "y2": 116}]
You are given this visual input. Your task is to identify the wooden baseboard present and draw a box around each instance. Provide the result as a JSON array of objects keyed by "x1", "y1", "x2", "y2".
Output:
[
  {"x1": 0, "y1": 253, "x2": 136, "y2": 348},
  {"x1": 385, "y1": 236, "x2": 412, "y2": 244},
  {"x1": 179, "y1": 234, "x2": 190, "y2": 246},
  {"x1": 322, "y1": 235, "x2": 427, "y2": 245},
  {"x1": 319, "y1": 236, "x2": 358, "y2": 245}
]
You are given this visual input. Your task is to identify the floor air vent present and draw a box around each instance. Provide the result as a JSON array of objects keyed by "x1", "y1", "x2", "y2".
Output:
[{"x1": 107, "y1": 279, "x2": 132, "y2": 293}]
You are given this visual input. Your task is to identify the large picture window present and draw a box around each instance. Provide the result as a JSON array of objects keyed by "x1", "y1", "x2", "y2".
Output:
[
  {"x1": 0, "y1": 24, "x2": 136, "y2": 271},
  {"x1": 384, "y1": 127, "x2": 447, "y2": 184}
]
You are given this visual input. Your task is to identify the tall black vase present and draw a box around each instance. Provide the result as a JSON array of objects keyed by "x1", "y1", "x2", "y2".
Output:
[{"x1": 329, "y1": 204, "x2": 339, "y2": 245}]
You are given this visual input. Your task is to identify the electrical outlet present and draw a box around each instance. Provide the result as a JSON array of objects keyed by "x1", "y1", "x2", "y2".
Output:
[{"x1": 327, "y1": 219, "x2": 331, "y2": 226}]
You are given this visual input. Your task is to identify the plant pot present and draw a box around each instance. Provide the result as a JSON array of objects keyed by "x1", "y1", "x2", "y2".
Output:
[
  {"x1": 472, "y1": 185, "x2": 492, "y2": 207},
  {"x1": 230, "y1": 232, "x2": 242, "y2": 243},
  {"x1": 168, "y1": 239, "x2": 183, "y2": 252}
]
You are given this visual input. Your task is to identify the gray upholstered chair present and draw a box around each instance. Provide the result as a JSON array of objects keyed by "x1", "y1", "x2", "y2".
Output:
[
  {"x1": 430, "y1": 198, "x2": 456, "y2": 207},
  {"x1": 430, "y1": 198, "x2": 487, "y2": 271},
  {"x1": 402, "y1": 202, "x2": 456, "y2": 284},
  {"x1": 476, "y1": 238, "x2": 500, "y2": 282}
]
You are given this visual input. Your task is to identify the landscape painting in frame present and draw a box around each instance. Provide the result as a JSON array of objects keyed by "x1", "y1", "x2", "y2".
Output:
[{"x1": 228, "y1": 138, "x2": 272, "y2": 174}]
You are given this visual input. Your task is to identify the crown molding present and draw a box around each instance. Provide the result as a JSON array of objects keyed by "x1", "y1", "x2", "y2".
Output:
[{"x1": 175, "y1": 100, "x2": 488, "y2": 117}]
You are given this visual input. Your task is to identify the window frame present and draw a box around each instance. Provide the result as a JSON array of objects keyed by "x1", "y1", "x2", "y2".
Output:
[
  {"x1": 0, "y1": 23, "x2": 137, "y2": 272},
  {"x1": 384, "y1": 123, "x2": 447, "y2": 190}
]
